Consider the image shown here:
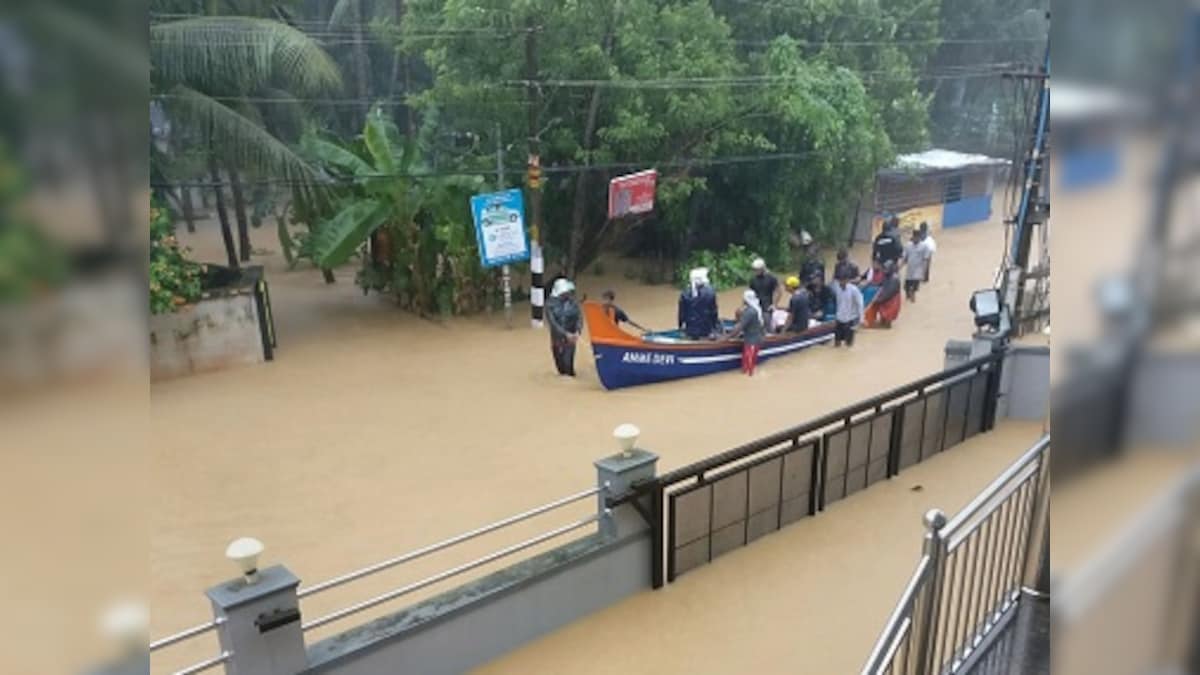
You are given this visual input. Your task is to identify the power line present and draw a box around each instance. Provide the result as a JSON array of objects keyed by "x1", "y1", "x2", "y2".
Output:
[{"x1": 152, "y1": 148, "x2": 845, "y2": 189}]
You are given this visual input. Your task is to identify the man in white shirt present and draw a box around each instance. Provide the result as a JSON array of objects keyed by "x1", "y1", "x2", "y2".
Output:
[
  {"x1": 919, "y1": 221, "x2": 937, "y2": 282},
  {"x1": 902, "y1": 229, "x2": 932, "y2": 302},
  {"x1": 832, "y1": 273, "x2": 864, "y2": 347}
]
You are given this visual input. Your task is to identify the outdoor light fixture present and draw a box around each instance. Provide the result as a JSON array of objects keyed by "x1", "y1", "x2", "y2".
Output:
[
  {"x1": 970, "y1": 288, "x2": 1001, "y2": 330},
  {"x1": 101, "y1": 601, "x2": 148, "y2": 656},
  {"x1": 613, "y1": 423, "x2": 640, "y2": 458},
  {"x1": 226, "y1": 537, "x2": 265, "y2": 585}
]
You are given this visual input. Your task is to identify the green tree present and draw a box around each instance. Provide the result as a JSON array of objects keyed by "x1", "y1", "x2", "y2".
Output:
[
  {"x1": 303, "y1": 108, "x2": 493, "y2": 315},
  {"x1": 150, "y1": 14, "x2": 342, "y2": 267}
]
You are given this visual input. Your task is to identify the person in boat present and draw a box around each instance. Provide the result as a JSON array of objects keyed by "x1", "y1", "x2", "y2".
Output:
[
  {"x1": 749, "y1": 257, "x2": 782, "y2": 315},
  {"x1": 546, "y1": 278, "x2": 582, "y2": 376},
  {"x1": 601, "y1": 289, "x2": 648, "y2": 332},
  {"x1": 782, "y1": 276, "x2": 811, "y2": 333},
  {"x1": 678, "y1": 268, "x2": 719, "y2": 340},
  {"x1": 808, "y1": 273, "x2": 836, "y2": 321},
  {"x1": 864, "y1": 261, "x2": 903, "y2": 329},
  {"x1": 832, "y1": 271, "x2": 865, "y2": 347},
  {"x1": 725, "y1": 289, "x2": 766, "y2": 375}
]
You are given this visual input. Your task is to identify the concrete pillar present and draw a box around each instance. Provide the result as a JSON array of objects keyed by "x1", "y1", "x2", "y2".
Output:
[
  {"x1": 594, "y1": 449, "x2": 658, "y2": 540},
  {"x1": 206, "y1": 565, "x2": 307, "y2": 675}
]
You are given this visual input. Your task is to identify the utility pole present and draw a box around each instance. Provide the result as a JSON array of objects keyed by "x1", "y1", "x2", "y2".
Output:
[
  {"x1": 524, "y1": 16, "x2": 545, "y2": 328},
  {"x1": 496, "y1": 122, "x2": 513, "y2": 329}
]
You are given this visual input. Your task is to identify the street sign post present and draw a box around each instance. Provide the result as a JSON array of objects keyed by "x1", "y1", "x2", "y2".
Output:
[
  {"x1": 607, "y1": 169, "x2": 658, "y2": 219},
  {"x1": 471, "y1": 189, "x2": 530, "y2": 329},
  {"x1": 470, "y1": 189, "x2": 531, "y2": 268}
]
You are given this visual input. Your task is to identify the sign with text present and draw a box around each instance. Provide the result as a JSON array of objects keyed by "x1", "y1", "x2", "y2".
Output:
[
  {"x1": 608, "y1": 169, "x2": 658, "y2": 218},
  {"x1": 470, "y1": 189, "x2": 530, "y2": 268}
]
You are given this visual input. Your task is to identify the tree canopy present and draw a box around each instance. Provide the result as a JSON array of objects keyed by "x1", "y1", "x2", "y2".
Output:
[{"x1": 151, "y1": 0, "x2": 1049, "y2": 294}]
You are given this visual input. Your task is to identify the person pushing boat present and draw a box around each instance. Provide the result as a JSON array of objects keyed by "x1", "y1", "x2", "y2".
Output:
[
  {"x1": 546, "y1": 279, "x2": 582, "y2": 376},
  {"x1": 725, "y1": 290, "x2": 766, "y2": 376}
]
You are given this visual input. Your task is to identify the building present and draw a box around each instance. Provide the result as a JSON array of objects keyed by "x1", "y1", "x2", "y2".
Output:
[{"x1": 853, "y1": 149, "x2": 1010, "y2": 242}]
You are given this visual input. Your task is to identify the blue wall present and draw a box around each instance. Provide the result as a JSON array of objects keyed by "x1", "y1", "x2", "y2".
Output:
[
  {"x1": 942, "y1": 194, "x2": 992, "y2": 228},
  {"x1": 1060, "y1": 145, "x2": 1120, "y2": 191}
]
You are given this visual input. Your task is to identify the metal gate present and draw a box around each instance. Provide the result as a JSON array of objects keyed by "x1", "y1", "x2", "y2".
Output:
[{"x1": 609, "y1": 352, "x2": 1004, "y2": 588}]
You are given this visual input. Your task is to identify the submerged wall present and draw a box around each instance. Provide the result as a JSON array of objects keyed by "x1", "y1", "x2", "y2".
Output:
[{"x1": 305, "y1": 531, "x2": 650, "y2": 675}]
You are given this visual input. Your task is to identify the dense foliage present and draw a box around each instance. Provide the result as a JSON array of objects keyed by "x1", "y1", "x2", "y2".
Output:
[
  {"x1": 676, "y1": 244, "x2": 757, "y2": 292},
  {"x1": 150, "y1": 0, "x2": 1048, "y2": 314},
  {"x1": 302, "y1": 108, "x2": 500, "y2": 315},
  {"x1": 149, "y1": 199, "x2": 203, "y2": 314}
]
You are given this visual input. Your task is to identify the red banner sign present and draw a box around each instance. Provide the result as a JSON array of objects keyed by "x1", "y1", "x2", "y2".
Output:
[{"x1": 608, "y1": 169, "x2": 658, "y2": 218}]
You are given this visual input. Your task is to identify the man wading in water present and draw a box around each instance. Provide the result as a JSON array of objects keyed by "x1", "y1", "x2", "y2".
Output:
[
  {"x1": 546, "y1": 279, "x2": 581, "y2": 376},
  {"x1": 726, "y1": 290, "x2": 765, "y2": 376}
]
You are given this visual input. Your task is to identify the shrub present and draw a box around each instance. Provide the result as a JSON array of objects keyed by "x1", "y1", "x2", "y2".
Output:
[
  {"x1": 677, "y1": 244, "x2": 758, "y2": 291},
  {"x1": 149, "y1": 199, "x2": 203, "y2": 314}
]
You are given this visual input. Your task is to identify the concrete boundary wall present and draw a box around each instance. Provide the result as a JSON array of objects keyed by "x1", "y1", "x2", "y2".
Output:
[
  {"x1": 945, "y1": 340, "x2": 1049, "y2": 423},
  {"x1": 305, "y1": 531, "x2": 650, "y2": 675}
]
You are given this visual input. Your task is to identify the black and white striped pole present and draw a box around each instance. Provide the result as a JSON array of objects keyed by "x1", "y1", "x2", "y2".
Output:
[{"x1": 528, "y1": 155, "x2": 545, "y2": 328}]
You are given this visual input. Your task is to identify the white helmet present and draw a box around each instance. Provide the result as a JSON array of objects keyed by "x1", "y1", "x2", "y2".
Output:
[
  {"x1": 751, "y1": 258, "x2": 766, "y2": 271},
  {"x1": 551, "y1": 278, "x2": 575, "y2": 298},
  {"x1": 800, "y1": 230, "x2": 813, "y2": 246}
]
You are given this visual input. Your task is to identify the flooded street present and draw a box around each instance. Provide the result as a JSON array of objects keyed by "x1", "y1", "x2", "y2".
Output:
[{"x1": 152, "y1": 211, "x2": 1008, "y2": 671}]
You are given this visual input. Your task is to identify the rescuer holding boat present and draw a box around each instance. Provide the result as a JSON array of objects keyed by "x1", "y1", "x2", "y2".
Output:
[{"x1": 546, "y1": 278, "x2": 582, "y2": 376}]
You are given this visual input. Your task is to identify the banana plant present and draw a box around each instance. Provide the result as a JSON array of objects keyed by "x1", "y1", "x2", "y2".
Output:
[{"x1": 304, "y1": 108, "x2": 426, "y2": 270}]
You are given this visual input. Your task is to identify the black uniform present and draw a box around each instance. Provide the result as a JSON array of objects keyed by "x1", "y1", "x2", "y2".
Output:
[
  {"x1": 749, "y1": 273, "x2": 780, "y2": 312},
  {"x1": 873, "y1": 229, "x2": 904, "y2": 265},
  {"x1": 785, "y1": 290, "x2": 811, "y2": 332}
]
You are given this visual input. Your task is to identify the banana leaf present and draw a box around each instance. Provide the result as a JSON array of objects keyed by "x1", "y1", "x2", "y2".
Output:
[{"x1": 311, "y1": 199, "x2": 389, "y2": 269}]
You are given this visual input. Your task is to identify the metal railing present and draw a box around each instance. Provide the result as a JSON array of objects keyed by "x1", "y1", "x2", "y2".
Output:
[
  {"x1": 149, "y1": 483, "x2": 606, "y2": 673},
  {"x1": 607, "y1": 351, "x2": 1005, "y2": 588},
  {"x1": 863, "y1": 433, "x2": 1050, "y2": 675}
]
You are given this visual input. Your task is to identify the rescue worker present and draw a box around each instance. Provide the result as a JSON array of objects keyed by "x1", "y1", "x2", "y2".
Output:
[
  {"x1": 782, "y1": 276, "x2": 811, "y2": 333},
  {"x1": 678, "y1": 268, "x2": 719, "y2": 340},
  {"x1": 545, "y1": 278, "x2": 582, "y2": 376},
  {"x1": 798, "y1": 231, "x2": 825, "y2": 290},
  {"x1": 726, "y1": 289, "x2": 766, "y2": 375},
  {"x1": 873, "y1": 218, "x2": 904, "y2": 267},
  {"x1": 749, "y1": 257, "x2": 782, "y2": 315},
  {"x1": 864, "y1": 261, "x2": 903, "y2": 329}
]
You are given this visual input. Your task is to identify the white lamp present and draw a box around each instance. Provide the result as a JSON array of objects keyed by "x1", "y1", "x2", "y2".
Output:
[
  {"x1": 100, "y1": 600, "x2": 148, "y2": 656},
  {"x1": 613, "y1": 423, "x2": 640, "y2": 458},
  {"x1": 226, "y1": 537, "x2": 265, "y2": 585}
]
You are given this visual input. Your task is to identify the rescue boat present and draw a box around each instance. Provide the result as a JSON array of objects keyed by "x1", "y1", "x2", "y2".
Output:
[{"x1": 582, "y1": 301, "x2": 836, "y2": 390}]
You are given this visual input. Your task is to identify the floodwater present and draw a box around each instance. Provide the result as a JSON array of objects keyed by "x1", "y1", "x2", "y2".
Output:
[
  {"x1": 476, "y1": 421, "x2": 1044, "y2": 675},
  {"x1": 152, "y1": 209, "x2": 1012, "y2": 672}
]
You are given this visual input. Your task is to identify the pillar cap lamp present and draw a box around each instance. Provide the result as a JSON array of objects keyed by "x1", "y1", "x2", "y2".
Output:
[
  {"x1": 226, "y1": 537, "x2": 265, "y2": 585},
  {"x1": 613, "y1": 424, "x2": 640, "y2": 458},
  {"x1": 101, "y1": 601, "x2": 148, "y2": 656}
]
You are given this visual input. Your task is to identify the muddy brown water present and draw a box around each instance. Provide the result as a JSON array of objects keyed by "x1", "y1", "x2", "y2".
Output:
[{"x1": 153, "y1": 212, "x2": 1014, "y2": 672}]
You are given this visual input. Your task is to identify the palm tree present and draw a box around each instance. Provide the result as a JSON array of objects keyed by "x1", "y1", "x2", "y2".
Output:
[{"x1": 150, "y1": 16, "x2": 342, "y2": 268}]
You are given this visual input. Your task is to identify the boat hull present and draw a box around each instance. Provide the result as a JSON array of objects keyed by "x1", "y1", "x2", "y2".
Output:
[{"x1": 582, "y1": 301, "x2": 835, "y2": 390}]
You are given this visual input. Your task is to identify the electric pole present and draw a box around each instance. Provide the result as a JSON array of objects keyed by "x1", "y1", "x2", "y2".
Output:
[
  {"x1": 525, "y1": 16, "x2": 545, "y2": 328},
  {"x1": 497, "y1": 122, "x2": 513, "y2": 329}
]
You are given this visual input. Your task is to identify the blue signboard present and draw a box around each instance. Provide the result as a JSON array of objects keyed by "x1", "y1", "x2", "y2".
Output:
[{"x1": 470, "y1": 189, "x2": 530, "y2": 268}]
